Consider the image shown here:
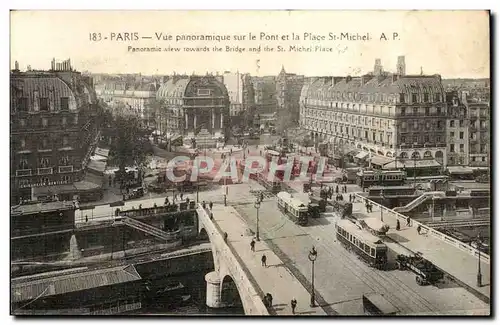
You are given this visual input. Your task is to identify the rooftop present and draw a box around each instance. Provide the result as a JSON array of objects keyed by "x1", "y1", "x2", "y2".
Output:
[{"x1": 11, "y1": 201, "x2": 75, "y2": 216}]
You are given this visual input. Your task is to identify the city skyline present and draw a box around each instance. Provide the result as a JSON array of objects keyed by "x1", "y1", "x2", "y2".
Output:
[{"x1": 11, "y1": 11, "x2": 490, "y2": 78}]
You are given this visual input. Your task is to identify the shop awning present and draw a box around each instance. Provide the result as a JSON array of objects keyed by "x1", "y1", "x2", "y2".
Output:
[
  {"x1": 355, "y1": 151, "x2": 369, "y2": 160},
  {"x1": 369, "y1": 155, "x2": 394, "y2": 166},
  {"x1": 87, "y1": 160, "x2": 107, "y2": 174},
  {"x1": 383, "y1": 159, "x2": 442, "y2": 170},
  {"x1": 447, "y1": 166, "x2": 474, "y2": 175}
]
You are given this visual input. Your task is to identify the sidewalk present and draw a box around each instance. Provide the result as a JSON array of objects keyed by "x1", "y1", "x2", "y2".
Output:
[
  {"x1": 350, "y1": 198, "x2": 490, "y2": 300},
  {"x1": 212, "y1": 205, "x2": 326, "y2": 316}
]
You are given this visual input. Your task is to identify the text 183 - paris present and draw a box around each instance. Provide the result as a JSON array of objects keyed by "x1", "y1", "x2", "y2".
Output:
[{"x1": 89, "y1": 33, "x2": 140, "y2": 41}]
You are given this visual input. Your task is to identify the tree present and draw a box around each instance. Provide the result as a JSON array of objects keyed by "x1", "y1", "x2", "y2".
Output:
[{"x1": 109, "y1": 115, "x2": 151, "y2": 173}]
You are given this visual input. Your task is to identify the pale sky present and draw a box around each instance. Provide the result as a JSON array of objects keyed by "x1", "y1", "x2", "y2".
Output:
[{"x1": 10, "y1": 10, "x2": 490, "y2": 78}]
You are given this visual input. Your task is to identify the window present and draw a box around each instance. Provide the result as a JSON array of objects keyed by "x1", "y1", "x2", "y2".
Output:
[
  {"x1": 18, "y1": 98, "x2": 28, "y2": 112},
  {"x1": 450, "y1": 144, "x2": 455, "y2": 152},
  {"x1": 482, "y1": 157, "x2": 486, "y2": 162},
  {"x1": 19, "y1": 157, "x2": 28, "y2": 169},
  {"x1": 62, "y1": 136, "x2": 69, "y2": 146},
  {"x1": 472, "y1": 157, "x2": 476, "y2": 162},
  {"x1": 20, "y1": 138, "x2": 26, "y2": 149},
  {"x1": 40, "y1": 157, "x2": 50, "y2": 168},
  {"x1": 435, "y1": 94, "x2": 441, "y2": 102},
  {"x1": 59, "y1": 156, "x2": 70, "y2": 165},
  {"x1": 40, "y1": 98, "x2": 49, "y2": 111},
  {"x1": 62, "y1": 175, "x2": 71, "y2": 183},
  {"x1": 459, "y1": 132, "x2": 464, "y2": 139},
  {"x1": 437, "y1": 107, "x2": 441, "y2": 115},
  {"x1": 412, "y1": 94, "x2": 417, "y2": 103},
  {"x1": 425, "y1": 107, "x2": 429, "y2": 116},
  {"x1": 436, "y1": 136, "x2": 441, "y2": 143},
  {"x1": 437, "y1": 121, "x2": 442, "y2": 128},
  {"x1": 424, "y1": 93, "x2": 429, "y2": 102},
  {"x1": 450, "y1": 132, "x2": 454, "y2": 138},
  {"x1": 400, "y1": 107, "x2": 406, "y2": 116},
  {"x1": 62, "y1": 117, "x2": 67, "y2": 126},
  {"x1": 413, "y1": 136, "x2": 418, "y2": 143},
  {"x1": 459, "y1": 144, "x2": 464, "y2": 152},
  {"x1": 424, "y1": 135, "x2": 429, "y2": 143},
  {"x1": 19, "y1": 119, "x2": 26, "y2": 127},
  {"x1": 399, "y1": 93, "x2": 405, "y2": 103},
  {"x1": 413, "y1": 121, "x2": 418, "y2": 129},
  {"x1": 42, "y1": 118, "x2": 48, "y2": 127},
  {"x1": 197, "y1": 89, "x2": 211, "y2": 96},
  {"x1": 42, "y1": 177, "x2": 49, "y2": 185},
  {"x1": 401, "y1": 136, "x2": 406, "y2": 143},
  {"x1": 60, "y1": 97, "x2": 69, "y2": 111},
  {"x1": 41, "y1": 138, "x2": 48, "y2": 149},
  {"x1": 450, "y1": 120, "x2": 455, "y2": 127},
  {"x1": 459, "y1": 120, "x2": 464, "y2": 127},
  {"x1": 413, "y1": 107, "x2": 418, "y2": 115}
]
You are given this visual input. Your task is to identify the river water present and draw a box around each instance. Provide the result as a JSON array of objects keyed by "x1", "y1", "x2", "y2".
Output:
[{"x1": 134, "y1": 270, "x2": 245, "y2": 315}]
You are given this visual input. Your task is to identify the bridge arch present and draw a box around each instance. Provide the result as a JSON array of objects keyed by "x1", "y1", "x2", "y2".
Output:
[{"x1": 220, "y1": 274, "x2": 243, "y2": 309}]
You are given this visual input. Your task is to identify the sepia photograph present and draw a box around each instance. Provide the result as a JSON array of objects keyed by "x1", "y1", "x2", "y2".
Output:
[{"x1": 8, "y1": 9, "x2": 491, "y2": 317}]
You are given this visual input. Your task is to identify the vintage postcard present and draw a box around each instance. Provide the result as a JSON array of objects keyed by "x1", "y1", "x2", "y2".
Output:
[{"x1": 9, "y1": 10, "x2": 490, "y2": 316}]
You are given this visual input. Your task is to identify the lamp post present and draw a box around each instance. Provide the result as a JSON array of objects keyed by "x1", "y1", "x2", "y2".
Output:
[
  {"x1": 380, "y1": 191, "x2": 384, "y2": 222},
  {"x1": 254, "y1": 199, "x2": 261, "y2": 241},
  {"x1": 476, "y1": 233, "x2": 483, "y2": 287},
  {"x1": 308, "y1": 246, "x2": 318, "y2": 307}
]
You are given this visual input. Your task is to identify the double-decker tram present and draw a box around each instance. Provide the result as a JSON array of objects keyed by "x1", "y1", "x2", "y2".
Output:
[
  {"x1": 276, "y1": 191, "x2": 309, "y2": 226},
  {"x1": 335, "y1": 219, "x2": 388, "y2": 269},
  {"x1": 356, "y1": 170, "x2": 406, "y2": 189}
]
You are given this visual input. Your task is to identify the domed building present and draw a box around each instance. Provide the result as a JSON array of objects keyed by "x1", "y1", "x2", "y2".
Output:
[{"x1": 156, "y1": 74, "x2": 230, "y2": 147}]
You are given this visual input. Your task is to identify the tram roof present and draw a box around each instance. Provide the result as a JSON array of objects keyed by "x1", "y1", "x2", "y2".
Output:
[{"x1": 337, "y1": 219, "x2": 383, "y2": 245}]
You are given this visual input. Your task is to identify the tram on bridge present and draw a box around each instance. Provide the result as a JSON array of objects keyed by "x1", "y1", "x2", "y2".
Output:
[
  {"x1": 335, "y1": 219, "x2": 388, "y2": 269},
  {"x1": 356, "y1": 170, "x2": 407, "y2": 190},
  {"x1": 276, "y1": 191, "x2": 309, "y2": 226}
]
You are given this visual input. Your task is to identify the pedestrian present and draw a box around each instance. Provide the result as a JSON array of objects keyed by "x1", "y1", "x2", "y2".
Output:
[
  {"x1": 396, "y1": 219, "x2": 401, "y2": 231},
  {"x1": 209, "y1": 201, "x2": 213, "y2": 210},
  {"x1": 224, "y1": 232, "x2": 228, "y2": 242},
  {"x1": 261, "y1": 254, "x2": 267, "y2": 267},
  {"x1": 210, "y1": 211, "x2": 214, "y2": 220},
  {"x1": 406, "y1": 217, "x2": 411, "y2": 227},
  {"x1": 291, "y1": 298, "x2": 297, "y2": 315},
  {"x1": 267, "y1": 293, "x2": 273, "y2": 307},
  {"x1": 417, "y1": 225, "x2": 422, "y2": 235},
  {"x1": 344, "y1": 184, "x2": 347, "y2": 193},
  {"x1": 202, "y1": 200, "x2": 206, "y2": 209},
  {"x1": 180, "y1": 192, "x2": 184, "y2": 200},
  {"x1": 164, "y1": 197, "x2": 170, "y2": 206},
  {"x1": 85, "y1": 215, "x2": 88, "y2": 223},
  {"x1": 260, "y1": 192, "x2": 264, "y2": 202},
  {"x1": 335, "y1": 185, "x2": 339, "y2": 194},
  {"x1": 250, "y1": 239, "x2": 255, "y2": 252}
]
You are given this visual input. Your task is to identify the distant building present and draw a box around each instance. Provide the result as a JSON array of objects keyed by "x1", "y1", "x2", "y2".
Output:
[
  {"x1": 275, "y1": 66, "x2": 304, "y2": 133},
  {"x1": 94, "y1": 79, "x2": 158, "y2": 126},
  {"x1": 10, "y1": 59, "x2": 103, "y2": 204},
  {"x1": 155, "y1": 75, "x2": 230, "y2": 147},
  {"x1": 221, "y1": 71, "x2": 255, "y2": 128},
  {"x1": 462, "y1": 90, "x2": 490, "y2": 169},
  {"x1": 445, "y1": 91, "x2": 470, "y2": 166},
  {"x1": 252, "y1": 76, "x2": 277, "y2": 115},
  {"x1": 300, "y1": 57, "x2": 449, "y2": 167}
]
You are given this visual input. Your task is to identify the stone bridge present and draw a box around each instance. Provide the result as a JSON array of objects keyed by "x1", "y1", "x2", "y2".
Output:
[{"x1": 196, "y1": 205, "x2": 268, "y2": 315}]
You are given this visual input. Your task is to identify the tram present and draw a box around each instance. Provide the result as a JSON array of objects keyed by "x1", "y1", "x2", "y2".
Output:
[
  {"x1": 276, "y1": 191, "x2": 309, "y2": 226},
  {"x1": 356, "y1": 170, "x2": 407, "y2": 190},
  {"x1": 335, "y1": 219, "x2": 388, "y2": 269},
  {"x1": 257, "y1": 172, "x2": 282, "y2": 194}
]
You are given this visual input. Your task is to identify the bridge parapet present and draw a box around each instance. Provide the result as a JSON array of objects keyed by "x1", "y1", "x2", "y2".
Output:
[
  {"x1": 197, "y1": 205, "x2": 269, "y2": 315},
  {"x1": 354, "y1": 193, "x2": 490, "y2": 264}
]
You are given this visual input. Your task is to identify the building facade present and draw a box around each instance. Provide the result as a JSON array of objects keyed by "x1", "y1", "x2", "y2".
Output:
[
  {"x1": 221, "y1": 71, "x2": 255, "y2": 128},
  {"x1": 276, "y1": 66, "x2": 305, "y2": 133},
  {"x1": 155, "y1": 75, "x2": 230, "y2": 146},
  {"x1": 463, "y1": 90, "x2": 490, "y2": 168},
  {"x1": 252, "y1": 76, "x2": 277, "y2": 115},
  {"x1": 94, "y1": 80, "x2": 158, "y2": 126},
  {"x1": 299, "y1": 57, "x2": 449, "y2": 167},
  {"x1": 445, "y1": 91, "x2": 470, "y2": 166},
  {"x1": 10, "y1": 59, "x2": 102, "y2": 204}
]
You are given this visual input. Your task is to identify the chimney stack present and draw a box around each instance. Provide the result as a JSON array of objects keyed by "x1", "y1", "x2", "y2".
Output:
[
  {"x1": 14, "y1": 61, "x2": 19, "y2": 71},
  {"x1": 346, "y1": 75, "x2": 353, "y2": 83},
  {"x1": 51, "y1": 58, "x2": 55, "y2": 70},
  {"x1": 374, "y1": 58, "x2": 383, "y2": 76},
  {"x1": 392, "y1": 74, "x2": 400, "y2": 83}
]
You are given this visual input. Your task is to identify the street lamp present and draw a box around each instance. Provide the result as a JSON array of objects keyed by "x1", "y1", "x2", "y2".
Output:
[
  {"x1": 254, "y1": 199, "x2": 261, "y2": 241},
  {"x1": 308, "y1": 246, "x2": 318, "y2": 307},
  {"x1": 380, "y1": 190, "x2": 384, "y2": 222},
  {"x1": 476, "y1": 232, "x2": 483, "y2": 287}
]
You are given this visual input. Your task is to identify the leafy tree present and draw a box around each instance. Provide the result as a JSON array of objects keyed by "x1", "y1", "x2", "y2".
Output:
[{"x1": 109, "y1": 115, "x2": 151, "y2": 173}]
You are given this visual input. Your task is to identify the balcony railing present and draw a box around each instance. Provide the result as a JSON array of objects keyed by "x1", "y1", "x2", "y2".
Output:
[
  {"x1": 16, "y1": 169, "x2": 32, "y2": 177},
  {"x1": 37, "y1": 167, "x2": 53, "y2": 175},
  {"x1": 58, "y1": 165, "x2": 74, "y2": 173}
]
